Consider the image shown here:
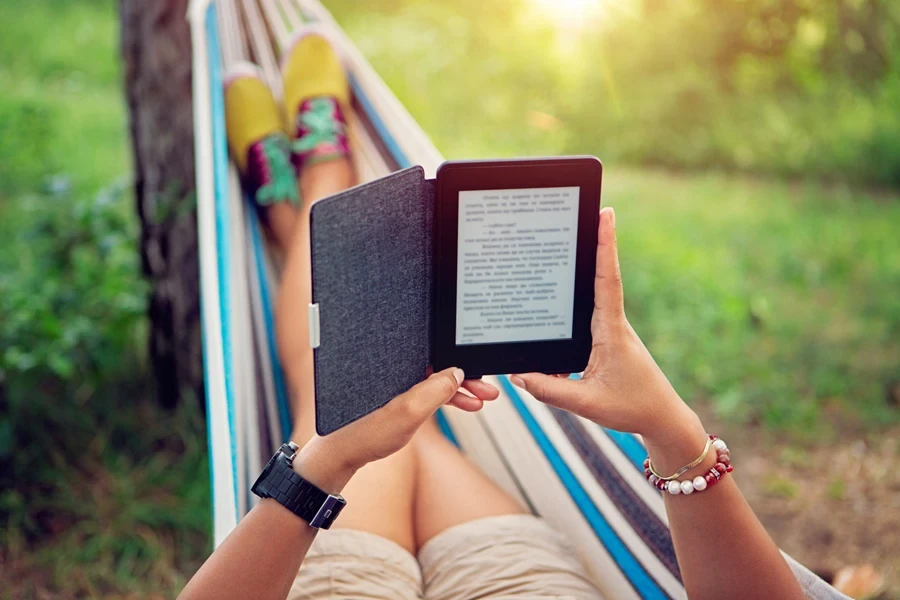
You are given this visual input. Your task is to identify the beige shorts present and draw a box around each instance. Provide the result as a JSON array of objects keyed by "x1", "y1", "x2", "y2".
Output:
[{"x1": 288, "y1": 514, "x2": 604, "y2": 600}]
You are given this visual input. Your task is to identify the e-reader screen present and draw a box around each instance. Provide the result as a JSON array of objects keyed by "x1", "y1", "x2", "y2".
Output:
[{"x1": 455, "y1": 186, "x2": 579, "y2": 346}]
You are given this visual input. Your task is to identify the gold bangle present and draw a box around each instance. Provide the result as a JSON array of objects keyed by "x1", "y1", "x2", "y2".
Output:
[{"x1": 648, "y1": 438, "x2": 712, "y2": 481}]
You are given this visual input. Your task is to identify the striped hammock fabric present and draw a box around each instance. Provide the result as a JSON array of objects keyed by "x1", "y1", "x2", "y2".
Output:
[{"x1": 187, "y1": 1, "x2": 847, "y2": 598}]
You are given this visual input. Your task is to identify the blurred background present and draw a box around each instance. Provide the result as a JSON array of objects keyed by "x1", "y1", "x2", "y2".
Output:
[{"x1": 1, "y1": 0, "x2": 898, "y2": 597}]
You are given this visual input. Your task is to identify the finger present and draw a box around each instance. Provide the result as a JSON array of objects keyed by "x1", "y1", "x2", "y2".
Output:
[
  {"x1": 462, "y1": 378, "x2": 500, "y2": 400},
  {"x1": 510, "y1": 372, "x2": 595, "y2": 416},
  {"x1": 594, "y1": 207, "x2": 624, "y2": 324},
  {"x1": 399, "y1": 366, "x2": 465, "y2": 419},
  {"x1": 448, "y1": 392, "x2": 484, "y2": 412}
]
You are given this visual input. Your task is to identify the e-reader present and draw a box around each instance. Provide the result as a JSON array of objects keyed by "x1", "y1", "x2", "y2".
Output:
[
  {"x1": 432, "y1": 157, "x2": 602, "y2": 377},
  {"x1": 308, "y1": 156, "x2": 602, "y2": 434}
]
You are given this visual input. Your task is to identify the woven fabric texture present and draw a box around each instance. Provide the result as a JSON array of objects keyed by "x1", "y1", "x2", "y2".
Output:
[{"x1": 310, "y1": 166, "x2": 435, "y2": 434}]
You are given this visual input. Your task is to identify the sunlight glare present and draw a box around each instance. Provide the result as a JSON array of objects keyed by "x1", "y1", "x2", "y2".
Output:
[{"x1": 527, "y1": 0, "x2": 602, "y2": 32}]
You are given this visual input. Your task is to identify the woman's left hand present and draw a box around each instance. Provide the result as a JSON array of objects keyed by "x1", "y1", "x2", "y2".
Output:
[{"x1": 300, "y1": 367, "x2": 494, "y2": 486}]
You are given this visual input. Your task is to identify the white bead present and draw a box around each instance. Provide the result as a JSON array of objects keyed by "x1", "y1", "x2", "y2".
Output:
[
  {"x1": 680, "y1": 480, "x2": 695, "y2": 494},
  {"x1": 693, "y1": 476, "x2": 707, "y2": 491},
  {"x1": 712, "y1": 439, "x2": 728, "y2": 452},
  {"x1": 667, "y1": 480, "x2": 681, "y2": 495}
]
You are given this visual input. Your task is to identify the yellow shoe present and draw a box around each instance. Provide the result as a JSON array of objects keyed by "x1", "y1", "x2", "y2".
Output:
[
  {"x1": 280, "y1": 26, "x2": 350, "y2": 122},
  {"x1": 224, "y1": 62, "x2": 299, "y2": 206},
  {"x1": 224, "y1": 62, "x2": 285, "y2": 174}
]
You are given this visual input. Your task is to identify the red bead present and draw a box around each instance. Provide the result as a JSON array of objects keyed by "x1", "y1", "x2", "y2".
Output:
[
  {"x1": 714, "y1": 462, "x2": 726, "y2": 473},
  {"x1": 705, "y1": 474, "x2": 715, "y2": 485},
  {"x1": 719, "y1": 454, "x2": 731, "y2": 465},
  {"x1": 726, "y1": 465, "x2": 734, "y2": 473}
]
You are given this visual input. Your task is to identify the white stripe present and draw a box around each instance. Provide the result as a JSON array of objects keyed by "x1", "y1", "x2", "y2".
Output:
[
  {"x1": 188, "y1": 0, "x2": 239, "y2": 547},
  {"x1": 259, "y1": 0, "x2": 291, "y2": 45},
  {"x1": 240, "y1": 0, "x2": 283, "y2": 98},
  {"x1": 521, "y1": 394, "x2": 686, "y2": 599},
  {"x1": 225, "y1": 165, "x2": 249, "y2": 518},
  {"x1": 276, "y1": 0, "x2": 305, "y2": 33}
]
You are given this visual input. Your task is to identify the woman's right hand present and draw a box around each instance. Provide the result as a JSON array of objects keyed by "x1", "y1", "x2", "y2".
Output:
[{"x1": 510, "y1": 207, "x2": 705, "y2": 454}]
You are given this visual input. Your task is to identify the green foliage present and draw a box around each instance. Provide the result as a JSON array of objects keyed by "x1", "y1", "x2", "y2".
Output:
[
  {"x1": 0, "y1": 181, "x2": 148, "y2": 388},
  {"x1": 0, "y1": 1, "x2": 210, "y2": 596},
  {"x1": 325, "y1": 0, "x2": 900, "y2": 185}
]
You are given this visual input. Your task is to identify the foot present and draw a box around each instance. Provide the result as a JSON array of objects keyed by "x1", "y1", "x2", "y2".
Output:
[
  {"x1": 280, "y1": 27, "x2": 351, "y2": 171},
  {"x1": 224, "y1": 62, "x2": 299, "y2": 207}
]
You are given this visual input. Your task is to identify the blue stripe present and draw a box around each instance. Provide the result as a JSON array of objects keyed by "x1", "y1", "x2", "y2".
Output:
[
  {"x1": 435, "y1": 409, "x2": 459, "y2": 447},
  {"x1": 248, "y1": 209, "x2": 293, "y2": 441},
  {"x1": 568, "y1": 374, "x2": 647, "y2": 472},
  {"x1": 499, "y1": 375, "x2": 669, "y2": 600},
  {"x1": 349, "y1": 74, "x2": 411, "y2": 169},
  {"x1": 603, "y1": 427, "x2": 649, "y2": 472},
  {"x1": 206, "y1": 3, "x2": 239, "y2": 509}
]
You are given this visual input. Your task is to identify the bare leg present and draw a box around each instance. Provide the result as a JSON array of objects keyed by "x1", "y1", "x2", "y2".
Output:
[
  {"x1": 262, "y1": 203, "x2": 298, "y2": 251},
  {"x1": 412, "y1": 417, "x2": 526, "y2": 549},
  {"x1": 275, "y1": 158, "x2": 419, "y2": 554}
]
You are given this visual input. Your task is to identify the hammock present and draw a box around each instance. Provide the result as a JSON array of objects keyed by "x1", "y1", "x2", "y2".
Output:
[{"x1": 187, "y1": 1, "x2": 847, "y2": 598}]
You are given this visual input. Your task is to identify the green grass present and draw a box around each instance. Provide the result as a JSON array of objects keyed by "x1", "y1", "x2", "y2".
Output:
[
  {"x1": 0, "y1": 384, "x2": 210, "y2": 598},
  {"x1": 611, "y1": 170, "x2": 900, "y2": 434},
  {"x1": 1, "y1": 0, "x2": 899, "y2": 597},
  {"x1": 0, "y1": 0, "x2": 128, "y2": 198}
]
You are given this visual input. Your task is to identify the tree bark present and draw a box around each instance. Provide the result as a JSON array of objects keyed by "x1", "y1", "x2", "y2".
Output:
[{"x1": 121, "y1": 0, "x2": 202, "y2": 407}]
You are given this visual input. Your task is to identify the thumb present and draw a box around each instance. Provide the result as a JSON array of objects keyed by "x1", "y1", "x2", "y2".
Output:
[
  {"x1": 399, "y1": 367, "x2": 465, "y2": 420},
  {"x1": 594, "y1": 207, "x2": 625, "y2": 326},
  {"x1": 510, "y1": 373, "x2": 594, "y2": 416}
]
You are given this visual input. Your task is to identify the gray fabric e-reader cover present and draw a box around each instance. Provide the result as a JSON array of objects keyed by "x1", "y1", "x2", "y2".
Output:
[{"x1": 309, "y1": 166, "x2": 436, "y2": 435}]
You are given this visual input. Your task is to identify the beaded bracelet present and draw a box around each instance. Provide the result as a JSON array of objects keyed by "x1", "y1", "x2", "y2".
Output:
[{"x1": 643, "y1": 435, "x2": 733, "y2": 495}]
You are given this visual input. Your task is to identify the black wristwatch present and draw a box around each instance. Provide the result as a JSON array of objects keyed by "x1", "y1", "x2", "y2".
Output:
[{"x1": 251, "y1": 442, "x2": 346, "y2": 529}]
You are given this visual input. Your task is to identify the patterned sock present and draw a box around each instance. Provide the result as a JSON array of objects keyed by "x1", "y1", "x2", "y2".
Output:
[
  {"x1": 246, "y1": 132, "x2": 300, "y2": 207},
  {"x1": 291, "y1": 96, "x2": 351, "y2": 171}
]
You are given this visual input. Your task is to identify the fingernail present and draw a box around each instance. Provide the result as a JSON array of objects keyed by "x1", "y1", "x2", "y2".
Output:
[
  {"x1": 453, "y1": 368, "x2": 465, "y2": 385},
  {"x1": 510, "y1": 375, "x2": 526, "y2": 389},
  {"x1": 608, "y1": 207, "x2": 616, "y2": 229}
]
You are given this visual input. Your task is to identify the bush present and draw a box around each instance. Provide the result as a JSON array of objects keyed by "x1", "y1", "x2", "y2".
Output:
[{"x1": 0, "y1": 180, "x2": 148, "y2": 405}]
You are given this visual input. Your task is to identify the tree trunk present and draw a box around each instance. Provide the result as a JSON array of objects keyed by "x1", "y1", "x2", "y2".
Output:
[{"x1": 121, "y1": 0, "x2": 202, "y2": 408}]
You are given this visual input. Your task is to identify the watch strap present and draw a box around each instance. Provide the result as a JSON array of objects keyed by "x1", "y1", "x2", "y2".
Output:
[{"x1": 253, "y1": 453, "x2": 345, "y2": 529}]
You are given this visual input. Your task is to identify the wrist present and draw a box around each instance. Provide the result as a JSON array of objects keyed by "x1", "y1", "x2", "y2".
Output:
[
  {"x1": 291, "y1": 437, "x2": 357, "y2": 494},
  {"x1": 642, "y1": 406, "x2": 709, "y2": 476}
]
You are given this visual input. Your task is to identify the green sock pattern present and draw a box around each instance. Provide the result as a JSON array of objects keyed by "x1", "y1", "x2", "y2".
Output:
[{"x1": 251, "y1": 133, "x2": 300, "y2": 207}]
